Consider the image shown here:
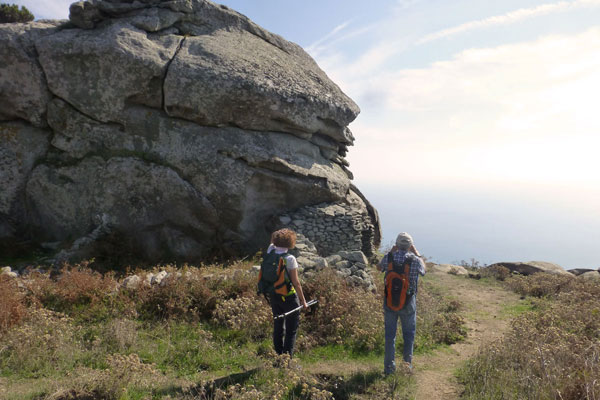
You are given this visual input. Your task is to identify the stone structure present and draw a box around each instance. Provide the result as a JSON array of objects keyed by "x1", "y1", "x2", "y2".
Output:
[
  {"x1": 274, "y1": 184, "x2": 380, "y2": 260},
  {"x1": 0, "y1": 0, "x2": 381, "y2": 264}
]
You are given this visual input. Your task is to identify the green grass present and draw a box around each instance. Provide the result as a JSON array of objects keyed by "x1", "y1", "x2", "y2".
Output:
[
  {"x1": 1, "y1": 262, "x2": 471, "y2": 399},
  {"x1": 500, "y1": 298, "x2": 537, "y2": 317},
  {"x1": 297, "y1": 343, "x2": 383, "y2": 364}
]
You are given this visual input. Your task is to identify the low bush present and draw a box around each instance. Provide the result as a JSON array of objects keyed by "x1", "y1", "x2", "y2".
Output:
[
  {"x1": 20, "y1": 264, "x2": 133, "y2": 322},
  {"x1": 460, "y1": 274, "x2": 600, "y2": 400},
  {"x1": 213, "y1": 295, "x2": 272, "y2": 340},
  {"x1": 506, "y1": 273, "x2": 576, "y2": 298},
  {"x1": 301, "y1": 268, "x2": 384, "y2": 352},
  {"x1": 0, "y1": 308, "x2": 84, "y2": 378},
  {"x1": 135, "y1": 271, "x2": 213, "y2": 320},
  {"x1": 0, "y1": 259, "x2": 467, "y2": 398},
  {"x1": 0, "y1": 275, "x2": 28, "y2": 332},
  {"x1": 480, "y1": 265, "x2": 511, "y2": 281},
  {"x1": 416, "y1": 282, "x2": 466, "y2": 348}
]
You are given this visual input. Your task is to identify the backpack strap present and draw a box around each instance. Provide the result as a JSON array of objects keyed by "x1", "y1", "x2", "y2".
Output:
[
  {"x1": 273, "y1": 252, "x2": 293, "y2": 297},
  {"x1": 404, "y1": 253, "x2": 416, "y2": 296},
  {"x1": 386, "y1": 251, "x2": 395, "y2": 272}
]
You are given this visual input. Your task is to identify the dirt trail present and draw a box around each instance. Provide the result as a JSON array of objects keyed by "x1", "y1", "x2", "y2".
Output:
[{"x1": 413, "y1": 270, "x2": 522, "y2": 400}]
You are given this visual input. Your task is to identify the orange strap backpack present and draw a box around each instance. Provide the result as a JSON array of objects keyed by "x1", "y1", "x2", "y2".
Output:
[{"x1": 384, "y1": 251, "x2": 414, "y2": 311}]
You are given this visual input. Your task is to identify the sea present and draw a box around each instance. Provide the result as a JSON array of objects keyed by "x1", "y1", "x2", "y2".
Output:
[{"x1": 358, "y1": 181, "x2": 600, "y2": 270}]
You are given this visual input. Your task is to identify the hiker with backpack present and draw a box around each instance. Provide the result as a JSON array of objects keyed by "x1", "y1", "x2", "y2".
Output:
[
  {"x1": 378, "y1": 232, "x2": 426, "y2": 375},
  {"x1": 258, "y1": 228, "x2": 308, "y2": 357}
]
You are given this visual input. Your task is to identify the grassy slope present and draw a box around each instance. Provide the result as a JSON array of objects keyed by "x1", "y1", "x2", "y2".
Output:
[{"x1": 0, "y1": 263, "x2": 532, "y2": 400}]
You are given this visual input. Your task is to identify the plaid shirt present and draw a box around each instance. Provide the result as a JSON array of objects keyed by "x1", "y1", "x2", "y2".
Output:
[{"x1": 378, "y1": 250, "x2": 426, "y2": 295}]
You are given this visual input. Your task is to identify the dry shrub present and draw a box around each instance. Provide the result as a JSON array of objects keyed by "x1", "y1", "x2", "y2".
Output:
[
  {"x1": 49, "y1": 353, "x2": 163, "y2": 400},
  {"x1": 204, "y1": 263, "x2": 258, "y2": 299},
  {"x1": 187, "y1": 354, "x2": 333, "y2": 400},
  {"x1": 20, "y1": 265, "x2": 132, "y2": 322},
  {"x1": 416, "y1": 285, "x2": 466, "y2": 348},
  {"x1": 102, "y1": 318, "x2": 138, "y2": 352},
  {"x1": 92, "y1": 353, "x2": 161, "y2": 398},
  {"x1": 506, "y1": 272, "x2": 576, "y2": 298},
  {"x1": 0, "y1": 308, "x2": 83, "y2": 377},
  {"x1": 481, "y1": 265, "x2": 511, "y2": 281},
  {"x1": 213, "y1": 295, "x2": 272, "y2": 339},
  {"x1": 54, "y1": 265, "x2": 117, "y2": 304},
  {"x1": 135, "y1": 269, "x2": 213, "y2": 320},
  {"x1": 301, "y1": 268, "x2": 384, "y2": 351},
  {"x1": 461, "y1": 275, "x2": 600, "y2": 399},
  {"x1": 0, "y1": 275, "x2": 28, "y2": 332}
]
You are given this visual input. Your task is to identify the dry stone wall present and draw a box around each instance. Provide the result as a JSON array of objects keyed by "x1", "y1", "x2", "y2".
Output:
[{"x1": 278, "y1": 199, "x2": 375, "y2": 258}]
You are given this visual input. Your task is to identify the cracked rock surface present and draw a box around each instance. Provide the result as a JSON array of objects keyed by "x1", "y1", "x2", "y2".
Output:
[{"x1": 0, "y1": 0, "x2": 381, "y2": 263}]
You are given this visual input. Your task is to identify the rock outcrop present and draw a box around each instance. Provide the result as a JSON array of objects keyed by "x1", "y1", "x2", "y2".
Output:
[
  {"x1": 0, "y1": 0, "x2": 380, "y2": 264},
  {"x1": 429, "y1": 263, "x2": 468, "y2": 275},
  {"x1": 487, "y1": 261, "x2": 571, "y2": 276},
  {"x1": 567, "y1": 268, "x2": 596, "y2": 276},
  {"x1": 579, "y1": 270, "x2": 600, "y2": 281}
]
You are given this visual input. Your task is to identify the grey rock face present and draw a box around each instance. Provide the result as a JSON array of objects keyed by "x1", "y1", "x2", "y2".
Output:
[
  {"x1": 36, "y1": 23, "x2": 182, "y2": 122},
  {"x1": 164, "y1": 31, "x2": 358, "y2": 143},
  {"x1": 0, "y1": 0, "x2": 380, "y2": 264},
  {"x1": 0, "y1": 22, "x2": 58, "y2": 127},
  {"x1": 0, "y1": 122, "x2": 50, "y2": 241}
]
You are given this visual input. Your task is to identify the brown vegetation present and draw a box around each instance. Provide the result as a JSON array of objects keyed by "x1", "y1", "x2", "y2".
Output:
[
  {"x1": 460, "y1": 273, "x2": 600, "y2": 400},
  {"x1": 0, "y1": 260, "x2": 466, "y2": 399}
]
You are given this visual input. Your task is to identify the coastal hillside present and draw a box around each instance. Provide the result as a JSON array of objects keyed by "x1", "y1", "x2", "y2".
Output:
[{"x1": 1, "y1": 260, "x2": 598, "y2": 399}]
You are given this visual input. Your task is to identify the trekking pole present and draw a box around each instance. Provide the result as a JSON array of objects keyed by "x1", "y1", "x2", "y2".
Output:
[{"x1": 274, "y1": 299, "x2": 318, "y2": 320}]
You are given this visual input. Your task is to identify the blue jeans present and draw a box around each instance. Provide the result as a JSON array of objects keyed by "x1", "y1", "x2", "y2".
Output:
[{"x1": 384, "y1": 294, "x2": 417, "y2": 374}]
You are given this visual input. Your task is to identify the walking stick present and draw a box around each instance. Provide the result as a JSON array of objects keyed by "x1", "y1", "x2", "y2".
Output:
[{"x1": 274, "y1": 299, "x2": 318, "y2": 320}]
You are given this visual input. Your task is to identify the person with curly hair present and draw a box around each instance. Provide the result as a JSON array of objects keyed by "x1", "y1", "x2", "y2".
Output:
[{"x1": 260, "y1": 228, "x2": 308, "y2": 357}]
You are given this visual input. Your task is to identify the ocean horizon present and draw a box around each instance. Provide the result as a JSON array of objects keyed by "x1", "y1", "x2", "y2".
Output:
[{"x1": 358, "y1": 180, "x2": 600, "y2": 270}]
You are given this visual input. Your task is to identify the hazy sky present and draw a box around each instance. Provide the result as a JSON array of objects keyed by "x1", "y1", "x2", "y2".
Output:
[{"x1": 17, "y1": 0, "x2": 600, "y2": 268}]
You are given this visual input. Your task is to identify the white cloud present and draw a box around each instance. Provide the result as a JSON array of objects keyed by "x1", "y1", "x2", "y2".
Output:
[
  {"x1": 417, "y1": 0, "x2": 600, "y2": 44},
  {"x1": 14, "y1": 0, "x2": 72, "y2": 20},
  {"x1": 306, "y1": 20, "x2": 352, "y2": 54},
  {"x1": 347, "y1": 28, "x2": 600, "y2": 188}
]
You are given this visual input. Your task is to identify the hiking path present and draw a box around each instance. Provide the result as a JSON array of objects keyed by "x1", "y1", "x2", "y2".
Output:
[
  {"x1": 412, "y1": 269, "x2": 522, "y2": 399},
  {"x1": 304, "y1": 268, "x2": 523, "y2": 399}
]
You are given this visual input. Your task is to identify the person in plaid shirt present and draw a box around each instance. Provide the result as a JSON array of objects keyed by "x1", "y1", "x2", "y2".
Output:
[{"x1": 378, "y1": 232, "x2": 426, "y2": 375}]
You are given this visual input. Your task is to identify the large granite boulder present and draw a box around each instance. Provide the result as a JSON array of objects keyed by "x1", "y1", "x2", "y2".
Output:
[
  {"x1": 567, "y1": 268, "x2": 596, "y2": 276},
  {"x1": 488, "y1": 261, "x2": 571, "y2": 276},
  {"x1": 579, "y1": 270, "x2": 600, "y2": 281},
  {"x1": 430, "y1": 264, "x2": 468, "y2": 276},
  {"x1": 0, "y1": 0, "x2": 380, "y2": 264}
]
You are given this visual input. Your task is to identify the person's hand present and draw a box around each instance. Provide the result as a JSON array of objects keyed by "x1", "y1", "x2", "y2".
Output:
[
  {"x1": 302, "y1": 300, "x2": 309, "y2": 309},
  {"x1": 409, "y1": 244, "x2": 422, "y2": 257}
]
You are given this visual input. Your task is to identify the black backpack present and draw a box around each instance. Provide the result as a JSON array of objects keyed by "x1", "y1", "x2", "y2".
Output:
[
  {"x1": 384, "y1": 251, "x2": 415, "y2": 311},
  {"x1": 257, "y1": 250, "x2": 293, "y2": 297}
]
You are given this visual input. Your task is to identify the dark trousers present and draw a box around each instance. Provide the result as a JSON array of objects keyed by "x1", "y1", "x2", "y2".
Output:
[{"x1": 270, "y1": 293, "x2": 300, "y2": 357}]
